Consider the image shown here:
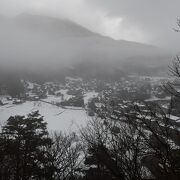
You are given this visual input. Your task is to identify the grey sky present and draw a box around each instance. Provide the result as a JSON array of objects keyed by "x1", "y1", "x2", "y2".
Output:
[{"x1": 0, "y1": 0, "x2": 180, "y2": 50}]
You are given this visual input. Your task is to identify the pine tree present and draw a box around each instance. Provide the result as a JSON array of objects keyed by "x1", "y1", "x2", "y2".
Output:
[{"x1": 0, "y1": 111, "x2": 52, "y2": 179}]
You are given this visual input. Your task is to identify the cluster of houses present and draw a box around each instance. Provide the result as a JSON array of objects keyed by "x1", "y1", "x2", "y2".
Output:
[{"x1": 0, "y1": 75, "x2": 177, "y2": 121}]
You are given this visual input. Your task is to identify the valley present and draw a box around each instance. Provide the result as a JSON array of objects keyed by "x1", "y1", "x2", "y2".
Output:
[{"x1": 0, "y1": 74, "x2": 176, "y2": 132}]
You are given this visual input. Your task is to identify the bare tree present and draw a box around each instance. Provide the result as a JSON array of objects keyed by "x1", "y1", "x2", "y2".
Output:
[
  {"x1": 47, "y1": 132, "x2": 83, "y2": 180},
  {"x1": 80, "y1": 117, "x2": 150, "y2": 180},
  {"x1": 81, "y1": 90, "x2": 180, "y2": 180}
]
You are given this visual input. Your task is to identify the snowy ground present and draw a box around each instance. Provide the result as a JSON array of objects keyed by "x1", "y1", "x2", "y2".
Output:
[
  {"x1": 84, "y1": 91, "x2": 98, "y2": 105},
  {"x1": 0, "y1": 101, "x2": 90, "y2": 132},
  {"x1": 0, "y1": 91, "x2": 98, "y2": 132}
]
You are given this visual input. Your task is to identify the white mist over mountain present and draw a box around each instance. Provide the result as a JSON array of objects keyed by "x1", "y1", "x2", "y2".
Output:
[{"x1": 0, "y1": 14, "x2": 172, "y2": 72}]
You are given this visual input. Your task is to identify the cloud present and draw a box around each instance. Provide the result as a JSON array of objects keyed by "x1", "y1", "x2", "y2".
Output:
[
  {"x1": 0, "y1": 0, "x2": 180, "y2": 50},
  {"x1": 86, "y1": 0, "x2": 180, "y2": 49}
]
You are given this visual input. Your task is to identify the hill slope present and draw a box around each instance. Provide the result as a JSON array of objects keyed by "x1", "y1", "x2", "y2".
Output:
[{"x1": 0, "y1": 14, "x2": 171, "y2": 74}]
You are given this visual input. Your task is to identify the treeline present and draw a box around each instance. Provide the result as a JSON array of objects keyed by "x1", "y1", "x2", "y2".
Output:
[{"x1": 0, "y1": 74, "x2": 25, "y2": 98}]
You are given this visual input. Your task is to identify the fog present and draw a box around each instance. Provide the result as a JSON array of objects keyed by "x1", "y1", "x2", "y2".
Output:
[
  {"x1": 1, "y1": 0, "x2": 180, "y2": 49},
  {"x1": 0, "y1": 1, "x2": 179, "y2": 76},
  {"x1": 0, "y1": 13, "x2": 172, "y2": 75}
]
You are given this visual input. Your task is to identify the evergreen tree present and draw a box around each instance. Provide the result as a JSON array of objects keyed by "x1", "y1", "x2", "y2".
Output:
[{"x1": 0, "y1": 111, "x2": 52, "y2": 179}]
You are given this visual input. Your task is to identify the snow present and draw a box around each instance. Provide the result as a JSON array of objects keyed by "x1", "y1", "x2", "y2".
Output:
[
  {"x1": 27, "y1": 81, "x2": 34, "y2": 89},
  {"x1": 59, "y1": 89, "x2": 73, "y2": 100},
  {"x1": 66, "y1": 77, "x2": 82, "y2": 81},
  {"x1": 45, "y1": 95, "x2": 63, "y2": 103},
  {"x1": 0, "y1": 96, "x2": 14, "y2": 105},
  {"x1": 169, "y1": 115, "x2": 180, "y2": 122},
  {"x1": 84, "y1": 91, "x2": 98, "y2": 105},
  {"x1": 0, "y1": 101, "x2": 89, "y2": 132},
  {"x1": 145, "y1": 96, "x2": 171, "y2": 102}
]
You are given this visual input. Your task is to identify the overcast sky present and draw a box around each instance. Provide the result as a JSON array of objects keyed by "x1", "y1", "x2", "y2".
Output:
[{"x1": 0, "y1": 0, "x2": 180, "y2": 50}]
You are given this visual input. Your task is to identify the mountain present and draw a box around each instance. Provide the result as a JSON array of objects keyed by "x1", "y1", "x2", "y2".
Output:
[
  {"x1": 15, "y1": 14, "x2": 99, "y2": 37},
  {"x1": 0, "y1": 14, "x2": 171, "y2": 74}
]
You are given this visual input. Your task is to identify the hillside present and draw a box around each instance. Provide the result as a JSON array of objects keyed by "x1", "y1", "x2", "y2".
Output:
[{"x1": 0, "y1": 14, "x2": 171, "y2": 74}]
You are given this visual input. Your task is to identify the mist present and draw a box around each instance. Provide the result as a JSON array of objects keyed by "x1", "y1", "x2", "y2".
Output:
[
  {"x1": 0, "y1": 13, "x2": 172, "y2": 75},
  {"x1": 0, "y1": 1, "x2": 179, "y2": 74}
]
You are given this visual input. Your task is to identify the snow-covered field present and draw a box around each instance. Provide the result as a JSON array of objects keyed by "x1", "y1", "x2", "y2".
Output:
[
  {"x1": 0, "y1": 91, "x2": 99, "y2": 132},
  {"x1": 0, "y1": 101, "x2": 89, "y2": 132}
]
